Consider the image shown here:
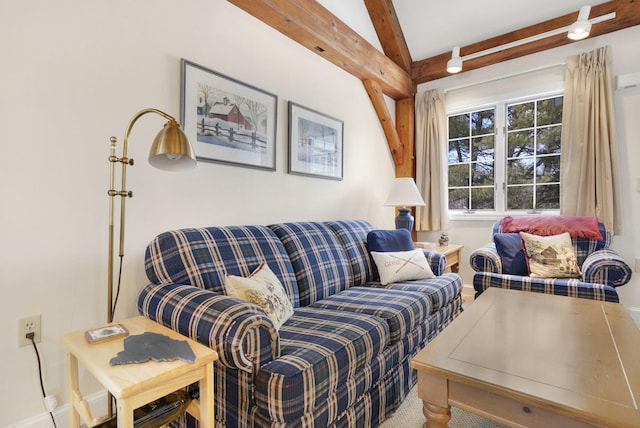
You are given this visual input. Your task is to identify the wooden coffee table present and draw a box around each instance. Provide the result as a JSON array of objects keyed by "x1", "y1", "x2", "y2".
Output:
[{"x1": 411, "y1": 288, "x2": 640, "y2": 428}]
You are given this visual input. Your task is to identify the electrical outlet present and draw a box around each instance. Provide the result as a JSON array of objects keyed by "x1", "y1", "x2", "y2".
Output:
[{"x1": 18, "y1": 315, "x2": 41, "y2": 347}]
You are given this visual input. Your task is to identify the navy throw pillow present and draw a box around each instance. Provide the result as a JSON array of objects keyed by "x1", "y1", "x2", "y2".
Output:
[
  {"x1": 493, "y1": 233, "x2": 529, "y2": 275},
  {"x1": 367, "y1": 229, "x2": 415, "y2": 252},
  {"x1": 366, "y1": 229, "x2": 415, "y2": 281}
]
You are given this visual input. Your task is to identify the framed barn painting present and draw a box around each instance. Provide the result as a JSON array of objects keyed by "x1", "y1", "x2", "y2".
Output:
[
  {"x1": 180, "y1": 59, "x2": 277, "y2": 170},
  {"x1": 288, "y1": 102, "x2": 343, "y2": 180}
]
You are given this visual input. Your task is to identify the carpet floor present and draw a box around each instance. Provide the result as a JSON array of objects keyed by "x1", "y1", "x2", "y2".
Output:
[{"x1": 379, "y1": 386, "x2": 506, "y2": 428}]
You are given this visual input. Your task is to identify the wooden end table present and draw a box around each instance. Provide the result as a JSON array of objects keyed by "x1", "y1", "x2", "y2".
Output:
[
  {"x1": 61, "y1": 316, "x2": 218, "y2": 428},
  {"x1": 415, "y1": 242, "x2": 463, "y2": 273},
  {"x1": 411, "y1": 288, "x2": 640, "y2": 428}
]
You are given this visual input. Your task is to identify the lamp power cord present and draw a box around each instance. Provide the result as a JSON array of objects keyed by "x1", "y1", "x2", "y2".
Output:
[{"x1": 26, "y1": 332, "x2": 58, "y2": 428}]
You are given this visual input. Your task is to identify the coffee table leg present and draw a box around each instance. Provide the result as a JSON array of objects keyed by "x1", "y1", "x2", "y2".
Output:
[
  {"x1": 423, "y1": 401, "x2": 451, "y2": 428},
  {"x1": 417, "y1": 372, "x2": 451, "y2": 428}
]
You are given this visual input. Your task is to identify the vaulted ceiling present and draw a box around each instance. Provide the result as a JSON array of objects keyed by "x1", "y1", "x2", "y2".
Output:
[{"x1": 226, "y1": 0, "x2": 640, "y2": 176}]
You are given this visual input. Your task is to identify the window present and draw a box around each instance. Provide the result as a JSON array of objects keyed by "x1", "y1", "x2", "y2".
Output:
[{"x1": 447, "y1": 95, "x2": 563, "y2": 214}]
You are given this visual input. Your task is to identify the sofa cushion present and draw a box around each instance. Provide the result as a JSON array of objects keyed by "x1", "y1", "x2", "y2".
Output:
[
  {"x1": 325, "y1": 220, "x2": 375, "y2": 286},
  {"x1": 224, "y1": 263, "x2": 294, "y2": 329},
  {"x1": 269, "y1": 222, "x2": 354, "y2": 306},
  {"x1": 493, "y1": 233, "x2": 529, "y2": 275},
  {"x1": 145, "y1": 226, "x2": 300, "y2": 304},
  {"x1": 255, "y1": 307, "x2": 390, "y2": 422},
  {"x1": 308, "y1": 287, "x2": 431, "y2": 345},
  {"x1": 382, "y1": 273, "x2": 463, "y2": 313},
  {"x1": 371, "y1": 249, "x2": 435, "y2": 285},
  {"x1": 520, "y1": 232, "x2": 581, "y2": 278}
]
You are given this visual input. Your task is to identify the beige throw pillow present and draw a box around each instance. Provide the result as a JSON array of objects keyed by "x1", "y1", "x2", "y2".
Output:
[
  {"x1": 224, "y1": 263, "x2": 294, "y2": 330},
  {"x1": 370, "y1": 249, "x2": 435, "y2": 285},
  {"x1": 519, "y1": 232, "x2": 581, "y2": 278}
]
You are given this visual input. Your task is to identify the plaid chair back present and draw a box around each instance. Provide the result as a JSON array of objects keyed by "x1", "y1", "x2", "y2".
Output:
[{"x1": 493, "y1": 221, "x2": 610, "y2": 267}]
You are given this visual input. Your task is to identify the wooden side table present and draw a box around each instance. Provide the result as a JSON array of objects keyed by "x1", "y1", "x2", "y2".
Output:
[
  {"x1": 415, "y1": 242, "x2": 463, "y2": 273},
  {"x1": 61, "y1": 316, "x2": 217, "y2": 428}
]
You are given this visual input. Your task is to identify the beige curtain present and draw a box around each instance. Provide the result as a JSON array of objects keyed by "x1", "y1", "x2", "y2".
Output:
[
  {"x1": 560, "y1": 46, "x2": 621, "y2": 233},
  {"x1": 415, "y1": 89, "x2": 449, "y2": 231}
]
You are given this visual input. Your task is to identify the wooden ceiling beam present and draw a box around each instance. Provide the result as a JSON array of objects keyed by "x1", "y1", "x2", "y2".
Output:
[
  {"x1": 412, "y1": 0, "x2": 640, "y2": 84},
  {"x1": 364, "y1": 0, "x2": 413, "y2": 72},
  {"x1": 227, "y1": 0, "x2": 414, "y2": 99}
]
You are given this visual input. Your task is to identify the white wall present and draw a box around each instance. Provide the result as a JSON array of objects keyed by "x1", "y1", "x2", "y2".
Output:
[
  {"x1": 417, "y1": 26, "x2": 640, "y2": 310},
  {"x1": 0, "y1": 1, "x2": 397, "y2": 425}
]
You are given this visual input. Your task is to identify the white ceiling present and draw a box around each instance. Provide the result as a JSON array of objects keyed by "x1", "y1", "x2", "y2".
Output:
[{"x1": 317, "y1": 0, "x2": 607, "y2": 61}]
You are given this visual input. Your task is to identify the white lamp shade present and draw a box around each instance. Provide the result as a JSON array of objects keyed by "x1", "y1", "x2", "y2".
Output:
[{"x1": 384, "y1": 178, "x2": 426, "y2": 207}]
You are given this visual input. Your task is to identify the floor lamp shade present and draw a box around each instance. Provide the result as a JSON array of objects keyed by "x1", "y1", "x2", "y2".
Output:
[{"x1": 384, "y1": 178, "x2": 426, "y2": 231}]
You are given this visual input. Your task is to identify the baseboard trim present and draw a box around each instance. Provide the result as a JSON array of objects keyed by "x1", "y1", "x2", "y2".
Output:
[{"x1": 7, "y1": 390, "x2": 107, "y2": 428}]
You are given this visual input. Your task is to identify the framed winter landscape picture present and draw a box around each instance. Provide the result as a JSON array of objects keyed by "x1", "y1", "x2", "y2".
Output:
[
  {"x1": 181, "y1": 59, "x2": 277, "y2": 170},
  {"x1": 288, "y1": 102, "x2": 343, "y2": 180}
]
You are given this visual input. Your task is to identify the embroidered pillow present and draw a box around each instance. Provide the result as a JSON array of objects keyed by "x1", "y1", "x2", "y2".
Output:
[
  {"x1": 519, "y1": 232, "x2": 581, "y2": 278},
  {"x1": 493, "y1": 233, "x2": 529, "y2": 275},
  {"x1": 370, "y1": 249, "x2": 435, "y2": 285},
  {"x1": 224, "y1": 263, "x2": 294, "y2": 330}
]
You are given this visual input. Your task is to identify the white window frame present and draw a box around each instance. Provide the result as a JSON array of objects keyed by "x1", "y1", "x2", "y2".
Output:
[{"x1": 447, "y1": 90, "x2": 563, "y2": 221}]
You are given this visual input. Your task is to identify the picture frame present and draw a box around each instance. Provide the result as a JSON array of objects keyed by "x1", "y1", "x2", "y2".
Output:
[
  {"x1": 288, "y1": 102, "x2": 344, "y2": 180},
  {"x1": 181, "y1": 59, "x2": 277, "y2": 170},
  {"x1": 84, "y1": 324, "x2": 129, "y2": 344}
]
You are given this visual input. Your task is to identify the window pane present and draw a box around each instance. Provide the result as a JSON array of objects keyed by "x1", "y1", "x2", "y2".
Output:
[
  {"x1": 471, "y1": 187, "x2": 494, "y2": 209},
  {"x1": 507, "y1": 158, "x2": 534, "y2": 184},
  {"x1": 449, "y1": 188, "x2": 469, "y2": 210},
  {"x1": 449, "y1": 114, "x2": 469, "y2": 139},
  {"x1": 472, "y1": 162, "x2": 494, "y2": 185},
  {"x1": 507, "y1": 130, "x2": 534, "y2": 158},
  {"x1": 537, "y1": 96, "x2": 563, "y2": 126},
  {"x1": 449, "y1": 139, "x2": 470, "y2": 163},
  {"x1": 536, "y1": 155, "x2": 560, "y2": 183},
  {"x1": 536, "y1": 126, "x2": 561, "y2": 155},
  {"x1": 507, "y1": 102, "x2": 534, "y2": 130},
  {"x1": 507, "y1": 186, "x2": 533, "y2": 210},
  {"x1": 472, "y1": 136, "x2": 494, "y2": 162},
  {"x1": 471, "y1": 109, "x2": 494, "y2": 136},
  {"x1": 448, "y1": 164, "x2": 469, "y2": 187},
  {"x1": 536, "y1": 184, "x2": 560, "y2": 209}
]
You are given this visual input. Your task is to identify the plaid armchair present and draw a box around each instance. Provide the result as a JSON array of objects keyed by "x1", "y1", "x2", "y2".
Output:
[{"x1": 470, "y1": 220, "x2": 631, "y2": 303}]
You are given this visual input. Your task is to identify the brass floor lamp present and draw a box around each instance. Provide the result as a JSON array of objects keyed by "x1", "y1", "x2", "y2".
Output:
[{"x1": 105, "y1": 108, "x2": 196, "y2": 422}]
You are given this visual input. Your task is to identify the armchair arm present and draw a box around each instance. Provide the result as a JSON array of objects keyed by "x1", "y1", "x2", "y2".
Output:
[
  {"x1": 137, "y1": 282, "x2": 279, "y2": 373},
  {"x1": 422, "y1": 250, "x2": 446, "y2": 276},
  {"x1": 581, "y1": 249, "x2": 632, "y2": 287},
  {"x1": 470, "y1": 243, "x2": 502, "y2": 274}
]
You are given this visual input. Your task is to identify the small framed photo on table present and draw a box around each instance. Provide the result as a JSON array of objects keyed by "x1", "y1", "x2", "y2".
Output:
[{"x1": 85, "y1": 324, "x2": 129, "y2": 344}]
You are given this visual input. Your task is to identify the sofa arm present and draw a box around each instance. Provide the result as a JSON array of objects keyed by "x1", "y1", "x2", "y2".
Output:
[
  {"x1": 581, "y1": 249, "x2": 632, "y2": 287},
  {"x1": 470, "y1": 243, "x2": 502, "y2": 273},
  {"x1": 422, "y1": 250, "x2": 446, "y2": 276},
  {"x1": 137, "y1": 282, "x2": 280, "y2": 373}
]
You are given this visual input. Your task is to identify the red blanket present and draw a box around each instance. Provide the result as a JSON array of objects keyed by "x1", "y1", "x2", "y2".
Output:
[{"x1": 499, "y1": 215, "x2": 603, "y2": 240}]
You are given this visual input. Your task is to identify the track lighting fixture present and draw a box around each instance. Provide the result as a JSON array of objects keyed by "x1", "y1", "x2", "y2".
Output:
[
  {"x1": 568, "y1": 5, "x2": 592, "y2": 40},
  {"x1": 446, "y1": 47, "x2": 462, "y2": 74},
  {"x1": 446, "y1": 5, "x2": 614, "y2": 74}
]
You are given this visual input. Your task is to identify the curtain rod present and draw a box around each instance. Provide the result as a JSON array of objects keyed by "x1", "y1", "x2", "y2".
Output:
[{"x1": 444, "y1": 62, "x2": 565, "y2": 93}]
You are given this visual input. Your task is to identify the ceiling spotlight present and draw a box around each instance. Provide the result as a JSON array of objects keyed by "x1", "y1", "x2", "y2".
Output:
[
  {"x1": 568, "y1": 5, "x2": 592, "y2": 40},
  {"x1": 447, "y1": 47, "x2": 463, "y2": 73}
]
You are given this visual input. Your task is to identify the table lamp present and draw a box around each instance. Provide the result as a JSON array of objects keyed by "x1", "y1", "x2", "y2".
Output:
[{"x1": 384, "y1": 177, "x2": 426, "y2": 231}]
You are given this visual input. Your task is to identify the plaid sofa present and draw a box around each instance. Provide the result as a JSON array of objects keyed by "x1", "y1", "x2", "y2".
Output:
[
  {"x1": 137, "y1": 220, "x2": 463, "y2": 427},
  {"x1": 470, "y1": 220, "x2": 631, "y2": 303}
]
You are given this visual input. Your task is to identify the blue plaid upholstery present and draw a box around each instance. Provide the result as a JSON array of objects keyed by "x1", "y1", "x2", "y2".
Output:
[
  {"x1": 268, "y1": 222, "x2": 355, "y2": 306},
  {"x1": 145, "y1": 226, "x2": 300, "y2": 305},
  {"x1": 138, "y1": 220, "x2": 464, "y2": 427},
  {"x1": 470, "y1": 220, "x2": 630, "y2": 303}
]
